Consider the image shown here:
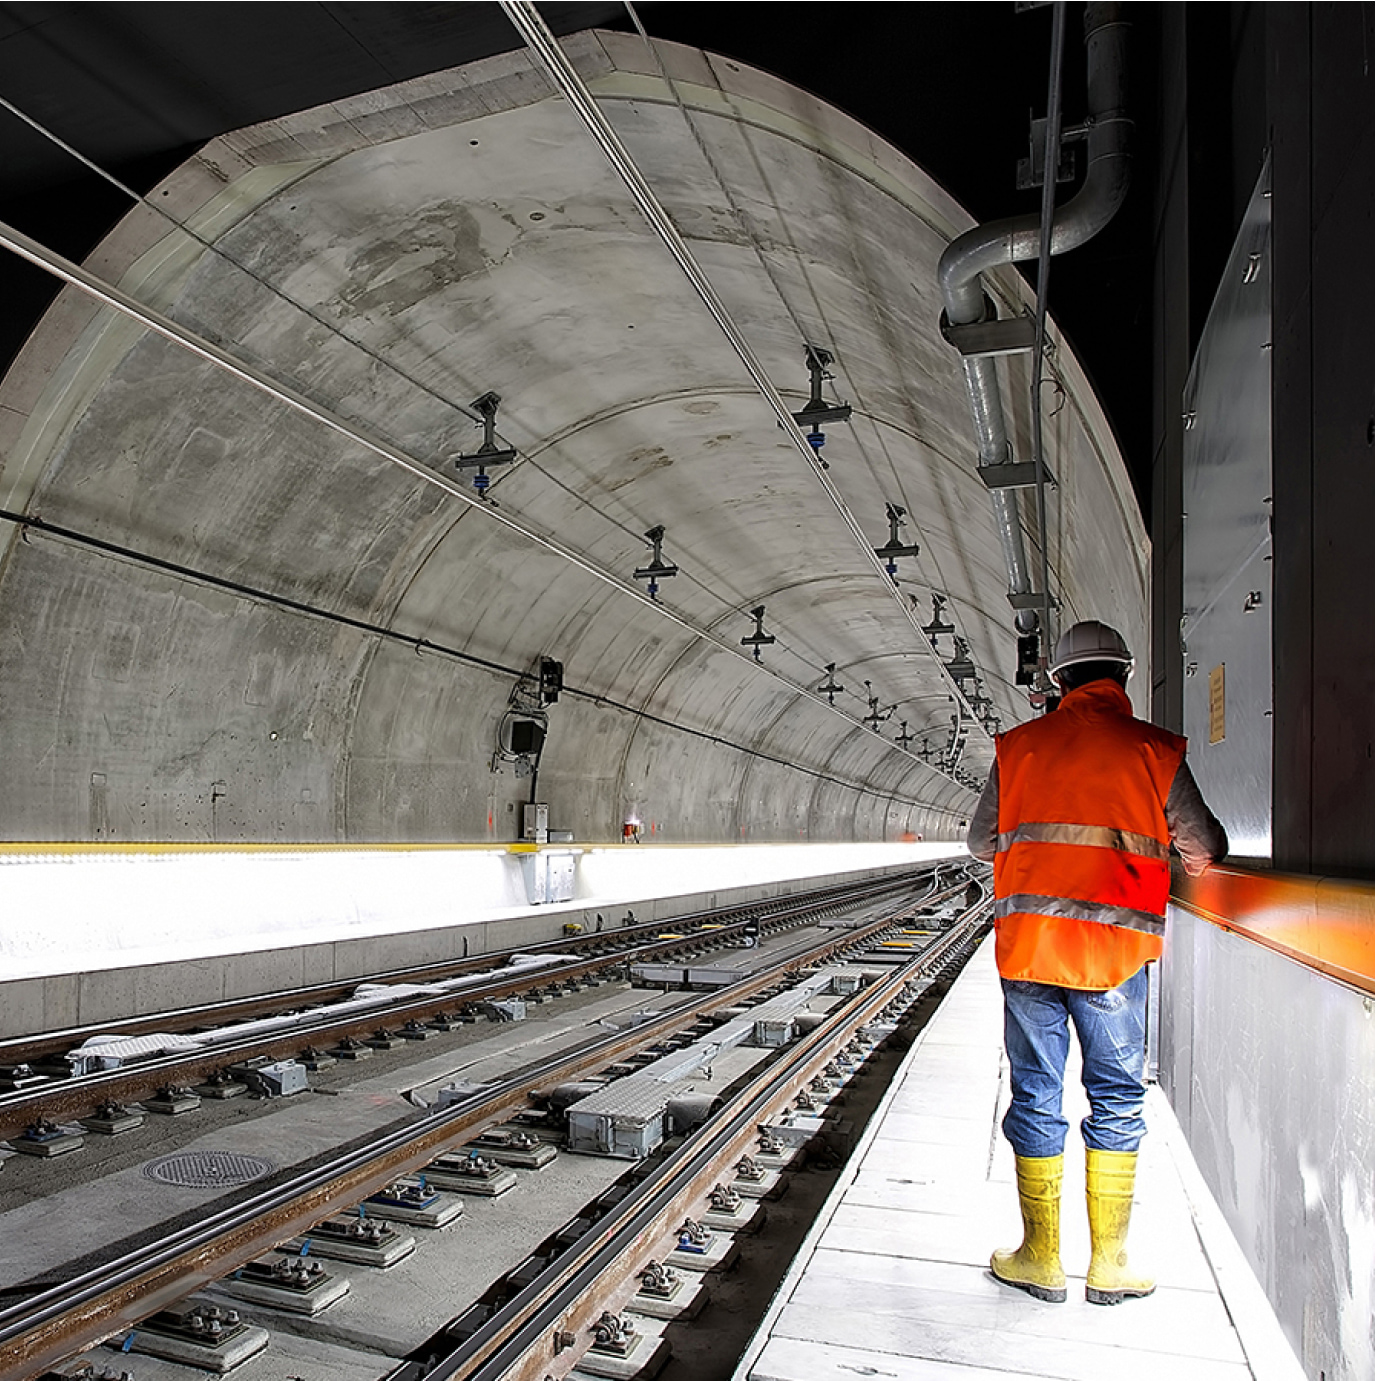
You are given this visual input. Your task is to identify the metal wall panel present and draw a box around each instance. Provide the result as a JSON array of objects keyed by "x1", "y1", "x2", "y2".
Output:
[
  {"x1": 1181, "y1": 159, "x2": 1275, "y2": 856},
  {"x1": 1161, "y1": 906, "x2": 1375, "y2": 1381}
]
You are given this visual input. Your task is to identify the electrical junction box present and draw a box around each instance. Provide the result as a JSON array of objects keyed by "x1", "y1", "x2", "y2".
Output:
[
  {"x1": 523, "y1": 802, "x2": 549, "y2": 842},
  {"x1": 752, "y1": 1017, "x2": 797, "y2": 1047},
  {"x1": 520, "y1": 849, "x2": 575, "y2": 905},
  {"x1": 230, "y1": 1059, "x2": 309, "y2": 1097},
  {"x1": 565, "y1": 1076, "x2": 673, "y2": 1159}
]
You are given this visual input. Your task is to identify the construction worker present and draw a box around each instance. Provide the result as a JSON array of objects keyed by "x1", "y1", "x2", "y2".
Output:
[{"x1": 967, "y1": 620, "x2": 1227, "y2": 1305}]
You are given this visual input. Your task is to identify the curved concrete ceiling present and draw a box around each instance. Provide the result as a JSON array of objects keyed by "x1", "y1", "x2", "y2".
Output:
[{"x1": 0, "y1": 31, "x2": 1146, "y2": 847}]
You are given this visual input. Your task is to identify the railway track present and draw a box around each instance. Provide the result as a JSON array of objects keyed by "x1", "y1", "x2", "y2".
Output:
[
  {"x1": 0, "y1": 869, "x2": 959, "y2": 1143},
  {"x1": 0, "y1": 865, "x2": 989, "y2": 1381},
  {"x1": 401, "y1": 902, "x2": 990, "y2": 1381}
]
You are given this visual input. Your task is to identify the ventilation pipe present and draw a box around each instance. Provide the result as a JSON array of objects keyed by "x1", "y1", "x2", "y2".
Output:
[{"x1": 938, "y1": 3, "x2": 1131, "y2": 633}]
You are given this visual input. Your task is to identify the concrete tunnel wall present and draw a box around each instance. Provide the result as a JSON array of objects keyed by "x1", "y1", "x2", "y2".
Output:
[{"x1": 0, "y1": 32, "x2": 1149, "y2": 849}]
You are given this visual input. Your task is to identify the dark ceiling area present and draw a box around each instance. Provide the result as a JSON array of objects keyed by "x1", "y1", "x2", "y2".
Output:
[{"x1": 0, "y1": 1, "x2": 1157, "y2": 515}]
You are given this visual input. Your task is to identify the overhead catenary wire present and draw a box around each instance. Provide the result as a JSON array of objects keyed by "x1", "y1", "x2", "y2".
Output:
[
  {"x1": 0, "y1": 90, "x2": 871, "y2": 716},
  {"x1": 502, "y1": 0, "x2": 990, "y2": 765},
  {"x1": 0, "y1": 58, "x2": 980, "y2": 783},
  {"x1": 620, "y1": 1, "x2": 1000, "y2": 738},
  {"x1": 0, "y1": 69, "x2": 979, "y2": 777},
  {"x1": 0, "y1": 90, "x2": 853, "y2": 652},
  {"x1": 0, "y1": 94, "x2": 492, "y2": 439},
  {"x1": 0, "y1": 215, "x2": 965, "y2": 791}
]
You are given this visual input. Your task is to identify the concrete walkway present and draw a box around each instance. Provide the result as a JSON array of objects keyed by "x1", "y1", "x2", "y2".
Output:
[{"x1": 734, "y1": 932, "x2": 1305, "y2": 1381}]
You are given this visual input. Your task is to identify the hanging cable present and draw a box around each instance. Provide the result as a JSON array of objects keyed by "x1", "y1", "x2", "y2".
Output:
[
  {"x1": 0, "y1": 95, "x2": 495, "y2": 438},
  {"x1": 0, "y1": 88, "x2": 837, "y2": 689},
  {"x1": 1030, "y1": 3, "x2": 1069, "y2": 677},
  {"x1": 0, "y1": 89, "x2": 837, "y2": 644},
  {"x1": 503, "y1": 0, "x2": 991, "y2": 765},
  {"x1": 0, "y1": 215, "x2": 953, "y2": 771},
  {"x1": 621, "y1": 1, "x2": 984, "y2": 746},
  {"x1": 0, "y1": 504, "x2": 955, "y2": 814},
  {"x1": 0, "y1": 50, "x2": 983, "y2": 787}
]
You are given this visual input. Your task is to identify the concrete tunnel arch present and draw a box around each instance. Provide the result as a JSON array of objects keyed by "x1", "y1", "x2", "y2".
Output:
[{"x1": 0, "y1": 30, "x2": 1147, "y2": 847}]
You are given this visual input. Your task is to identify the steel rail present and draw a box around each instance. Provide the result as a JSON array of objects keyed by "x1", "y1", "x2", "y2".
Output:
[
  {"x1": 0, "y1": 873, "x2": 962, "y2": 1139},
  {"x1": 0, "y1": 867, "x2": 938, "y2": 1067},
  {"x1": 0, "y1": 889, "x2": 973, "y2": 1380},
  {"x1": 412, "y1": 897, "x2": 992, "y2": 1381}
]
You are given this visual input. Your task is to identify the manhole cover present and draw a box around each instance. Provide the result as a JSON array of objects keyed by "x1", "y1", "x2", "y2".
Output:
[{"x1": 142, "y1": 1150, "x2": 276, "y2": 1189}]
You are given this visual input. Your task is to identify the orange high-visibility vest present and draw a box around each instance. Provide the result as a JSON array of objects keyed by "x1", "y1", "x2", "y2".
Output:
[{"x1": 993, "y1": 680, "x2": 1185, "y2": 990}]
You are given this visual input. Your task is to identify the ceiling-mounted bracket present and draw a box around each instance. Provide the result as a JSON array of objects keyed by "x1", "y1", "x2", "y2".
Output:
[
  {"x1": 861, "y1": 679, "x2": 894, "y2": 732},
  {"x1": 940, "y1": 313, "x2": 1039, "y2": 359},
  {"x1": 978, "y1": 461, "x2": 1056, "y2": 491},
  {"x1": 451, "y1": 391, "x2": 519, "y2": 495},
  {"x1": 790, "y1": 344, "x2": 852, "y2": 463},
  {"x1": 1016, "y1": 115, "x2": 1090, "y2": 191},
  {"x1": 790, "y1": 343, "x2": 853, "y2": 426},
  {"x1": 633, "y1": 525, "x2": 679, "y2": 600},
  {"x1": 1007, "y1": 591, "x2": 1062, "y2": 613},
  {"x1": 921, "y1": 592, "x2": 955, "y2": 644},
  {"x1": 874, "y1": 502, "x2": 920, "y2": 579},
  {"x1": 816, "y1": 663, "x2": 844, "y2": 706},
  {"x1": 741, "y1": 605, "x2": 776, "y2": 661}
]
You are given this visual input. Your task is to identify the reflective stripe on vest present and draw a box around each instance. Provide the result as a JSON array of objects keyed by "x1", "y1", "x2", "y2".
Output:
[
  {"x1": 995, "y1": 821, "x2": 1171, "y2": 862},
  {"x1": 994, "y1": 892, "x2": 1166, "y2": 937},
  {"x1": 992, "y1": 682, "x2": 1185, "y2": 977}
]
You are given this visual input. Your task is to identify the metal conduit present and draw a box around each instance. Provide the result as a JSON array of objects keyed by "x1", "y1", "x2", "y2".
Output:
[
  {"x1": 938, "y1": 2, "x2": 1131, "y2": 634},
  {"x1": 502, "y1": 0, "x2": 993, "y2": 754},
  {"x1": 1029, "y1": 4, "x2": 1070, "y2": 660}
]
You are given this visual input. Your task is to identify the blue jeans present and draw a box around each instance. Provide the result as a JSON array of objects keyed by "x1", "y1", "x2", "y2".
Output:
[{"x1": 1000, "y1": 966, "x2": 1149, "y2": 1158}]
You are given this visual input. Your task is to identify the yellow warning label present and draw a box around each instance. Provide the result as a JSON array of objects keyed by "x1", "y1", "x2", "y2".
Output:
[{"x1": 1208, "y1": 664, "x2": 1226, "y2": 744}]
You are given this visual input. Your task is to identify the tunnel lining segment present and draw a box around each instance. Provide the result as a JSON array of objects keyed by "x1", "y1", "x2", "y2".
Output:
[
  {"x1": 503, "y1": 0, "x2": 993, "y2": 742},
  {"x1": 0, "y1": 35, "x2": 1143, "y2": 839}
]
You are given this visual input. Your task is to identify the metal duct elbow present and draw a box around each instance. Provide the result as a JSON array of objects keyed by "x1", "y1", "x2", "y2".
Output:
[
  {"x1": 936, "y1": 4, "x2": 1131, "y2": 635},
  {"x1": 939, "y1": 4, "x2": 1132, "y2": 321}
]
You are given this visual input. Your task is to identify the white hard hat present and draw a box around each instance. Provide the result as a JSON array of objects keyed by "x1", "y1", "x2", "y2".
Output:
[{"x1": 1049, "y1": 620, "x2": 1133, "y2": 678}]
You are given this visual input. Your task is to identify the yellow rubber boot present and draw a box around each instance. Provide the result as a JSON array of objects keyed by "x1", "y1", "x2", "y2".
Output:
[
  {"x1": 991, "y1": 1154, "x2": 1067, "y2": 1302},
  {"x1": 1085, "y1": 1148, "x2": 1156, "y2": 1304}
]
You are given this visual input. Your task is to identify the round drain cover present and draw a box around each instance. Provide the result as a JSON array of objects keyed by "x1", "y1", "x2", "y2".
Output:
[{"x1": 142, "y1": 1150, "x2": 276, "y2": 1189}]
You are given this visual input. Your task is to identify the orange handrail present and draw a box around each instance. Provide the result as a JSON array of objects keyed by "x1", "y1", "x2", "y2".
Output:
[{"x1": 1172, "y1": 864, "x2": 1374, "y2": 995}]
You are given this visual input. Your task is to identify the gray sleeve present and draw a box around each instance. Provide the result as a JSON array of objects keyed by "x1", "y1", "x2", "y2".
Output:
[
  {"x1": 1165, "y1": 759, "x2": 1229, "y2": 876},
  {"x1": 966, "y1": 760, "x2": 1000, "y2": 864}
]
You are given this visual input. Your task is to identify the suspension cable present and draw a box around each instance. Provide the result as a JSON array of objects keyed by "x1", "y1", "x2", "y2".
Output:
[
  {"x1": 620, "y1": 0, "x2": 992, "y2": 749},
  {"x1": 1030, "y1": 3, "x2": 1069, "y2": 675},
  {"x1": 502, "y1": 0, "x2": 990, "y2": 762}
]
